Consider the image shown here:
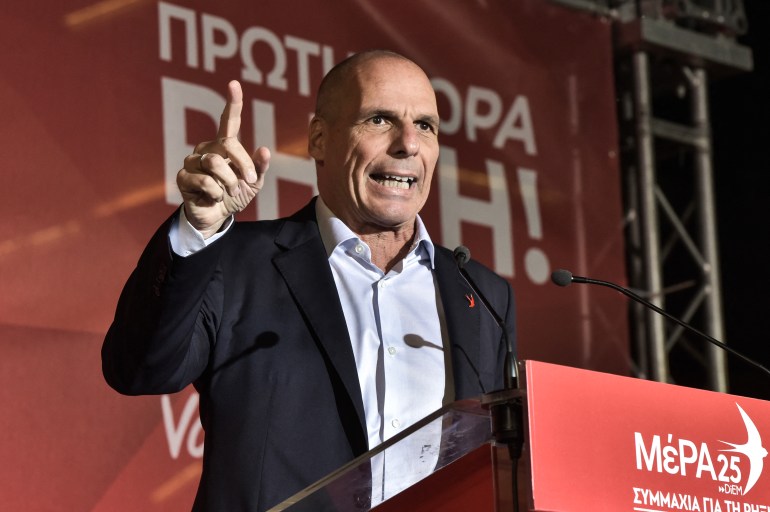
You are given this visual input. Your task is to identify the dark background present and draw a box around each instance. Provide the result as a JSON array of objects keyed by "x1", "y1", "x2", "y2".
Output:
[{"x1": 710, "y1": 1, "x2": 769, "y2": 399}]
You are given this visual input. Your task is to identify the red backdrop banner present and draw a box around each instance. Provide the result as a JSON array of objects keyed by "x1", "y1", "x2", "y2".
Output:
[{"x1": 0, "y1": 0, "x2": 627, "y2": 509}]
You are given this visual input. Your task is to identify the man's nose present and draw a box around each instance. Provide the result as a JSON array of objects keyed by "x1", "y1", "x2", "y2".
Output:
[{"x1": 390, "y1": 124, "x2": 420, "y2": 157}]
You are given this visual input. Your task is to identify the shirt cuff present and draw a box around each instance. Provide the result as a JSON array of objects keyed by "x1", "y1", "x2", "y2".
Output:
[{"x1": 169, "y1": 207, "x2": 233, "y2": 257}]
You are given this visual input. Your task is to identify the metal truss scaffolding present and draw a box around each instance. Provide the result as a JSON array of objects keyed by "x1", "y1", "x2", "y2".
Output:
[
  {"x1": 550, "y1": 0, "x2": 752, "y2": 390},
  {"x1": 613, "y1": 1, "x2": 751, "y2": 391}
]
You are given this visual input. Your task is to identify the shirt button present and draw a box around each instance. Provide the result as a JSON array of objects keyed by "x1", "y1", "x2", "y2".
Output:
[
  {"x1": 387, "y1": 347, "x2": 396, "y2": 356},
  {"x1": 391, "y1": 419, "x2": 401, "y2": 429},
  {"x1": 355, "y1": 244, "x2": 364, "y2": 254}
]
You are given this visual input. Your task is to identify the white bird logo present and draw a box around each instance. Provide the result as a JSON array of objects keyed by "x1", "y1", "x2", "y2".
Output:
[{"x1": 719, "y1": 403, "x2": 768, "y2": 495}]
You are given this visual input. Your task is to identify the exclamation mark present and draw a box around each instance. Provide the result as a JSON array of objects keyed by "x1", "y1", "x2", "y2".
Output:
[{"x1": 517, "y1": 168, "x2": 550, "y2": 284}]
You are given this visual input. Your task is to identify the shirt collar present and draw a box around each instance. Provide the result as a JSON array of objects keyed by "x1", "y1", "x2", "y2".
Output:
[{"x1": 315, "y1": 196, "x2": 436, "y2": 269}]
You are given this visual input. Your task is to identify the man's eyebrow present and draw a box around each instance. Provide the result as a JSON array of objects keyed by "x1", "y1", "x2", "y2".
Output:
[
  {"x1": 418, "y1": 114, "x2": 440, "y2": 127},
  {"x1": 359, "y1": 108, "x2": 398, "y2": 119}
]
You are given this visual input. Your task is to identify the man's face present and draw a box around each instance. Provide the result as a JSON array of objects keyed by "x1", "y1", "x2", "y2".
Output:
[{"x1": 309, "y1": 57, "x2": 440, "y2": 235}]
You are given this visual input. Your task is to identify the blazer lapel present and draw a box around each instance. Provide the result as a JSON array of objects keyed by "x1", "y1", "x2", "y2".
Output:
[
  {"x1": 272, "y1": 202, "x2": 368, "y2": 454},
  {"x1": 433, "y1": 248, "x2": 486, "y2": 399}
]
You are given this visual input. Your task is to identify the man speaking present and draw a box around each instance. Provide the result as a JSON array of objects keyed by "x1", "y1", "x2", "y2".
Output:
[{"x1": 103, "y1": 50, "x2": 515, "y2": 511}]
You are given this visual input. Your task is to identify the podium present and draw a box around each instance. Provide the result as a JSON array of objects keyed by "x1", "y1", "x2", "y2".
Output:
[{"x1": 271, "y1": 360, "x2": 770, "y2": 511}]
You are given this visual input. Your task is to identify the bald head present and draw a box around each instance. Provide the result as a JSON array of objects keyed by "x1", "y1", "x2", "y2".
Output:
[{"x1": 315, "y1": 50, "x2": 430, "y2": 121}]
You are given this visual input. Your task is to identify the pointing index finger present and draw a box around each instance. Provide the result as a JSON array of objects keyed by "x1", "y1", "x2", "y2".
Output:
[{"x1": 217, "y1": 80, "x2": 243, "y2": 140}]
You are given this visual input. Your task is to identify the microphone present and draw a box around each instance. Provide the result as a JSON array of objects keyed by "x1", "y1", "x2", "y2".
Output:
[
  {"x1": 551, "y1": 269, "x2": 770, "y2": 378},
  {"x1": 453, "y1": 246, "x2": 522, "y2": 460},
  {"x1": 453, "y1": 245, "x2": 471, "y2": 267}
]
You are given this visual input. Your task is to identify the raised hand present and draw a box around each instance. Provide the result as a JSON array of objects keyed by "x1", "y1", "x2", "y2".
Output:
[{"x1": 177, "y1": 80, "x2": 270, "y2": 238}]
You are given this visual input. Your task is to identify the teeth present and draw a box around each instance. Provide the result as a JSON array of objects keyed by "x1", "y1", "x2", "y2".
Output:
[{"x1": 373, "y1": 175, "x2": 415, "y2": 189}]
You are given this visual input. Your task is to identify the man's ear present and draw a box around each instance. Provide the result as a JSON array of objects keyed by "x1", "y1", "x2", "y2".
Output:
[{"x1": 308, "y1": 116, "x2": 325, "y2": 163}]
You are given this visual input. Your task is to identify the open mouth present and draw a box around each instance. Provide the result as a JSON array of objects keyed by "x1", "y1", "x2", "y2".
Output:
[{"x1": 370, "y1": 174, "x2": 416, "y2": 190}]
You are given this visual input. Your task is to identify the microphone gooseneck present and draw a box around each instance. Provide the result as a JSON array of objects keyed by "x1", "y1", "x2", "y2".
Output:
[
  {"x1": 453, "y1": 246, "x2": 517, "y2": 390},
  {"x1": 453, "y1": 246, "x2": 523, "y2": 472},
  {"x1": 550, "y1": 269, "x2": 770, "y2": 378}
]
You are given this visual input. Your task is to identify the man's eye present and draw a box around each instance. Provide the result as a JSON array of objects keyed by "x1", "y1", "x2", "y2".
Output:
[
  {"x1": 371, "y1": 115, "x2": 384, "y2": 124},
  {"x1": 417, "y1": 121, "x2": 434, "y2": 132}
]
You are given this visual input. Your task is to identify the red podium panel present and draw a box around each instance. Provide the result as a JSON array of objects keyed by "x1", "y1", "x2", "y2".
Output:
[
  {"x1": 525, "y1": 360, "x2": 770, "y2": 511},
  {"x1": 374, "y1": 445, "x2": 496, "y2": 512}
]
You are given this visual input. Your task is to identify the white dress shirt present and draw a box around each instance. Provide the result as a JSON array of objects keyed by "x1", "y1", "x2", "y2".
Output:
[{"x1": 314, "y1": 199, "x2": 453, "y2": 449}]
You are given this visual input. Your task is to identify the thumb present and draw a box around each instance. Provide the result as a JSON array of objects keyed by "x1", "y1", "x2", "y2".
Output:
[{"x1": 250, "y1": 146, "x2": 271, "y2": 182}]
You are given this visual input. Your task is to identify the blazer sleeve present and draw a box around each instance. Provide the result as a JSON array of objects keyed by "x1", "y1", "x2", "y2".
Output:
[{"x1": 101, "y1": 215, "x2": 225, "y2": 395}]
